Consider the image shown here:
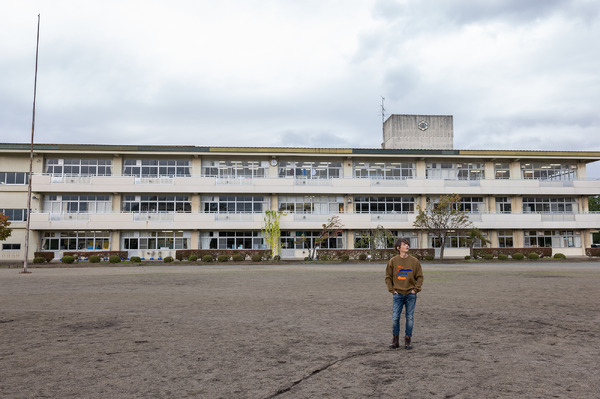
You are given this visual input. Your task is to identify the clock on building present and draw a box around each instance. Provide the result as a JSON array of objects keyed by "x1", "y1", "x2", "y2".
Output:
[{"x1": 418, "y1": 120, "x2": 428, "y2": 131}]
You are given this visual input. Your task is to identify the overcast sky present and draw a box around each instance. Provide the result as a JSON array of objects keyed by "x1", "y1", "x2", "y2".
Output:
[{"x1": 2, "y1": 1, "x2": 600, "y2": 174}]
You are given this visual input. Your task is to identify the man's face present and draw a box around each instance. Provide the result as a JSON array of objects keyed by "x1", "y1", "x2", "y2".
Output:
[{"x1": 398, "y1": 242, "x2": 410, "y2": 253}]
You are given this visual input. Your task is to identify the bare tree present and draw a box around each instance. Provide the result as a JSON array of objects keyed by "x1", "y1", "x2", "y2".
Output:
[
  {"x1": 301, "y1": 215, "x2": 344, "y2": 260},
  {"x1": 413, "y1": 194, "x2": 472, "y2": 260}
]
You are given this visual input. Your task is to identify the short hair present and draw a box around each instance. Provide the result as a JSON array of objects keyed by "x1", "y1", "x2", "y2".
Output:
[{"x1": 394, "y1": 238, "x2": 410, "y2": 248}]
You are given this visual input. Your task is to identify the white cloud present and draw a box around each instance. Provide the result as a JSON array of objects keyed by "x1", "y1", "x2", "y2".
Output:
[{"x1": 1, "y1": 0, "x2": 599, "y2": 176}]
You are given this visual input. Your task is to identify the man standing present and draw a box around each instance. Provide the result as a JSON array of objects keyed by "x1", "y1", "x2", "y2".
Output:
[{"x1": 385, "y1": 238, "x2": 424, "y2": 349}]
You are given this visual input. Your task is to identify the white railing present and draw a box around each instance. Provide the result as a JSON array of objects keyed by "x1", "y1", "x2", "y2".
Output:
[
  {"x1": 294, "y1": 179, "x2": 334, "y2": 186},
  {"x1": 49, "y1": 213, "x2": 91, "y2": 221},
  {"x1": 134, "y1": 177, "x2": 174, "y2": 185},
  {"x1": 215, "y1": 177, "x2": 254, "y2": 185},
  {"x1": 133, "y1": 213, "x2": 175, "y2": 221},
  {"x1": 215, "y1": 213, "x2": 256, "y2": 221},
  {"x1": 370, "y1": 213, "x2": 409, "y2": 222}
]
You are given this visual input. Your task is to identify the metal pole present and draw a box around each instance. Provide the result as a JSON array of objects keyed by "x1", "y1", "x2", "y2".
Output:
[{"x1": 22, "y1": 14, "x2": 41, "y2": 274}]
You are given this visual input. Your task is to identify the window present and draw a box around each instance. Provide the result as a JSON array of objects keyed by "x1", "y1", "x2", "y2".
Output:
[
  {"x1": 425, "y1": 162, "x2": 484, "y2": 180},
  {"x1": 43, "y1": 195, "x2": 112, "y2": 214},
  {"x1": 200, "y1": 231, "x2": 263, "y2": 249},
  {"x1": 496, "y1": 197, "x2": 511, "y2": 214},
  {"x1": 278, "y1": 196, "x2": 344, "y2": 214},
  {"x1": 425, "y1": 162, "x2": 455, "y2": 179},
  {"x1": 353, "y1": 162, "x2": 415, "y2": 179},
  {"x1": 122, "y1": 231, "x2": 189, "y2": 250},
  {"x1": 280, "y1": 231, "x2": 343, "y2": 249},
  {"x1": 495, "y1": 163, "x2": 510, "y2": 179},
  {"x1": 354, "y1": 231, "x2": 418, "y2": 249},
  {"x1": 354, "y1": 196, "x2": 415, "y2": 213},
  {"x1": 522, "y1": 197, "x2": 577, "y2": 213},
  {"x1": 456, "y1": 163, "x2": 485, "y2": 180},
  {"x1": 524, "y1": 230, "x2": 581, "y2": 248},
  {"x1": 45, "y1": 159, "x2": 112, "y2": 176},
  {"x1": 202, "y1": 160, "x2": 267, "y2": 178},
  {"x1": 2, "y1": 243, "x2": 21, "y2": 250},
  {"x1": 457, "y1": 197, "x2": 485, "y2": 213},
  {"x1": 278, "y1": 161, "x2": 342, "y2": 179},
  {"x1": 41, "y1": 231, "x2": 110, "y2": 251},
  {"x1": 497, "y1": 230, "x2": 513, "y2": 248},
  {"x1": 0, "y1": 172, "x2": 29, "y2": 185},
  {"x1": 430, "y1": 232, "x2": 472, "y2": 248},
  {"x1": 123, "y1": 195, "x2": 191, "y2": 213},
  {"x1": 123, "y1": 160, "x2": 191, "y2": 177},
  {"x1": 0, "y1": 209, "x2": 27, "y2": 222},
  {"x1": 521, "y1": 163, "x2": 577, "y2": 180},
  {"x1": 202, "y1": 195, "x2": 268, "y2": 213}
]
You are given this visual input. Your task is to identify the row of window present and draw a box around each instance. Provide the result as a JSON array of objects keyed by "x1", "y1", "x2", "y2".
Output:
[
  {"x1": 35, "y1": 195, "x2": 581, "y2": 214},
  {"x1": 31, "y1": 229, "x2": 581, "y2": 251},
  {"x1": 25, "y1": 159, "x2": 581, "y2": 181}
]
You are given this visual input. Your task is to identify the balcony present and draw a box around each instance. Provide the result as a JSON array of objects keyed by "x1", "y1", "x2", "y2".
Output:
[{"x1": 31, "y1": 173, "x2": 600, "y2": 196}]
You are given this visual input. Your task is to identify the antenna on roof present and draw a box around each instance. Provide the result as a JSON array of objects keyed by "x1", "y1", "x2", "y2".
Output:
[{"x1": 380, "y1": 96, "x2": 386, "y2": 125}]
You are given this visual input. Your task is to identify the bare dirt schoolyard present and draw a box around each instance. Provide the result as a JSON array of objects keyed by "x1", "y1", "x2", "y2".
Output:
[{"x1": 1, "y1": 262, "x2": 599, "y2": 398}]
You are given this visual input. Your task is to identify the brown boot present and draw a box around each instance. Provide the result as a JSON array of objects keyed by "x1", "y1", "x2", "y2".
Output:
[
  {"x1": 389, "y1": 335, "x2": 399, "y2": 349},
  {"x1": 404, "y1": 335, "x2": 412, "y2": 350}
]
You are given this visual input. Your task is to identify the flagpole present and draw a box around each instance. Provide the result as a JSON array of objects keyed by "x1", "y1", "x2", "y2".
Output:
[{"x1": 22, "y1": 14, "x2": 41, "y2": 274}]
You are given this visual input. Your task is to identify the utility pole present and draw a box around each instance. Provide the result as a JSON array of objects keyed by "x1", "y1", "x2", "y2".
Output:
[{"x1": 23, "y1": 14, "x2": 41, "y2": 274}]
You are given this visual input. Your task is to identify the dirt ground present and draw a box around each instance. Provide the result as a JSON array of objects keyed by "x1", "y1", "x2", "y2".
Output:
[{"x1": 1, "y1": 262, "x2": 599, "y2": 399}]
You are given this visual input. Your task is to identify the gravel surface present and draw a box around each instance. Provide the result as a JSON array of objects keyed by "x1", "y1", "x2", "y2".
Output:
[{"x1": 1, "y1": 262, "x2": 599, "y2": 398}]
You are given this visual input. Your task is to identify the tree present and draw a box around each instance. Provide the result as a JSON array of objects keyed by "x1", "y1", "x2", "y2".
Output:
[
  {"x1": 466, "y1": 227, "x2": 490, "y2": 259},
  {"x1": 0, "y1": 213, "x2": 12, "y2": 241},
  {"x1": 589, "y1": 196, "x2": 600, "y2": 212},
  {"x1": 355, "y1": 225, "x2": 395, "y2": 261},
  {"x1": 262, "y1": 210, "x2": 284, "y2": 258},
  {"x1": 413, "y1": 194, "x2": 472, "y2": 260},
  {"x1": 302, "y1": 215, "x2": 344, "y2": 261}
]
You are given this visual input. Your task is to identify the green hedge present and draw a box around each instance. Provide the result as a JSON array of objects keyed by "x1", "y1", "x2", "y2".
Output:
[
  {"x1": 473, "y1": 247, "x2": 552, "y2": 258},
  {"x1": 315, "y1": 248, "x2": 435, "y2": 261},
  {"x1": 63, "y1": 251, "x2": 128, "y2": 261},
  {"x1": 61, "y1": 255, "x2": 75, "y2": 264},
  {"x1": 176, "y1": 249, "x2": 271, "y2": 261}
]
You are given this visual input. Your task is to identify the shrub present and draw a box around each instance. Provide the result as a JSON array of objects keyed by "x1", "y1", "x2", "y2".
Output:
[
  {"x1": 498, "y1": 254, "x2": 509, "y2": 260},
  {"x1": 202, "y1": 255, "x2": 213, "y2": 263},
  {"x1": 340, "y1": 254, "x2": 350, "y2": 262},
  {"x1": 273, "y1": 255, "x2": 281, "y2": 261},
  {"x1": 252, "y1": 254, "x2": 262, "y2": 262},
  {"x1": 358, "y1": 253, "x2": 367, "y2": 261},
  {"x1": 33, "y1": 257, "x2": 46, "y2": 264},
  {"x1": 512, "y1": 252, "x2": 525, "y2": 260},
  {"x1": 109, "y1": 255, "x2": 121, "y2": 264},
  {"x1": 483, "y1": 254, "x2": 494, "y2": 260},
  {"x1": 217, "y1": 254, "x2": 230, "y2": 262},
  {"x1": 425, "y1": 254, "x2": 435, "y2": 261},
  {"x1": 304, "y1": 256, "x2": 310, "y2": 262},
  {"x1": 89, "y1": 255, "x2": 101, "y2": 263},
  {"x1": 163, "y1": 256, "x2": 174, "y2": 263},
  {"x1": 61, "y1": 255, "x2": 75, "y2": 264},
  {"x1": 553, "y1": 253, "x2": 566, "y2": 259},
  {"x1": 232, "y1": 254, "x2": 244, "y2": 262},
  {"x1": 188, "y1": 254, "x2": 198, "y2": 262},
  {"x1": 464, "y1": 255, "x2": 471, "y2": 260},
  {"x1": 130, "y1": 256, "x2": 142, "y2": 263},
  {"x1": 528, "y1": 252, "x2": 540, "y2": 260}
]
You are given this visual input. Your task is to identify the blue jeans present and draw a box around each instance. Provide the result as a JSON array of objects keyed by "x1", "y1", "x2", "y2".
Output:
[{"x1": 392, "y1": 292, "x2": 417, "y2": 337}]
